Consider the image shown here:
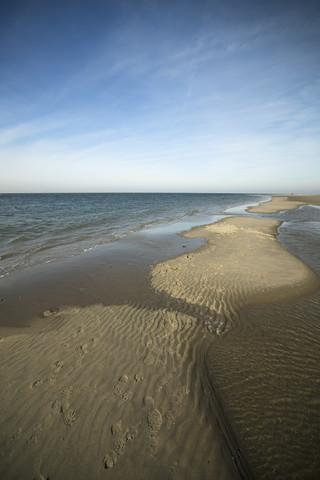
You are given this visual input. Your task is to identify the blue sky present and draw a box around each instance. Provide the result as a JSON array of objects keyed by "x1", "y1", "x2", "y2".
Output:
[{"x1": 0, "y1": 0, "x2": 319, "y2": 193}]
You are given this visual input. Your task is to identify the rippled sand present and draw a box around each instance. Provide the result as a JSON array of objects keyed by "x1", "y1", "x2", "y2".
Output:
[
  {"x1": 208, "y1": 292, "x2": 320, "y2": 479},
  {"x1": 0, "y1": 304, "x2": 235, "y2": 480},
  {"x1": 151, "y1": 211, "x2": 320, "y2": 479},
  {"x1": 152, "y1": 216, "x2": 319, "y2": 334}
]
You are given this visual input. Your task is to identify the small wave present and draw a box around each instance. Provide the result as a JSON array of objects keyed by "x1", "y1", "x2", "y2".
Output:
[
  {"x1": 130, "y1": 210, "x2": 201, "y2": 233},
  {"x1": 49, "y1": 216, "x2": 111, "y2": 236},
  {"x1": 34, "y1": 244, "x2": 58, "y2": 254},
  {"x1": 188, "y1": 209, "x2": 199, "y2": 216},
  {"x1": 0, "y1": 252, "x2": 15, "y2": 260},
  {"x1": 9, "y1": 235, "x2": 33, "y2": 244},
  {"x1": 83, "y1": 244, "x2": 100, "y2": 253}
]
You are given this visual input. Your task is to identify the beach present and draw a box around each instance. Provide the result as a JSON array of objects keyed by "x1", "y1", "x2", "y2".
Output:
[
  {"x1": 246, "y1": 194, "x2": 320, "y2": 214},
  {"x1": 1, "y1": 194, "x2": 320, "y2": 479}
]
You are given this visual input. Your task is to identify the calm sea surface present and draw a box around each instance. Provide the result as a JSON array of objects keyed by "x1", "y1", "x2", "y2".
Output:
[{"x1": 0, "y1": 193, "x2": 264, "y2": 278}]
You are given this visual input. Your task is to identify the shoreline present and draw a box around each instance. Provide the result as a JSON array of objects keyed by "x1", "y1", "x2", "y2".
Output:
[
  {"x1": 149, "y1": 194, "x2": 320, "y2": 478},
  {"x1": 152, "y1": 215, "x2": 320, "y2": 331},
  {"x1": 246, "y1": 193, "x2": 320, "y2": 214},
  {"x1": 0, "y1": 229, "x2": 204, "y2": 331},
  {"x1": 0, "y1": 194, "x2": 320, "y2": 479},
  {"x1": 2, "y1": 193, "x2": 319, "y2": 332}
]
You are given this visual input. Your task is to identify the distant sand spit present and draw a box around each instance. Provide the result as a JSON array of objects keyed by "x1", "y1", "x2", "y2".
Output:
[
  {"x1": 0, "y1": 304, "x2": 236, "y2": 480},
  {"x1": 151, "y1": 216, "x2": 320, "y2": 334},
  {"x1": 247, "y1": 194, "x2": 320, "y2": 214}
]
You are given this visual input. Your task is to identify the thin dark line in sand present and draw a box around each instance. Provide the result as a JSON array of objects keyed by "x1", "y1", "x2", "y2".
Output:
[
  {"x1": 148, "y1": 289, "x2": 254, "y2": 480},
  {"x1": 206, "y1": 366, "x2": 254, "y2": 480}
]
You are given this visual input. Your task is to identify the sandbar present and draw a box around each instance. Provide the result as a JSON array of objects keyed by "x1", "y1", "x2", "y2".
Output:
[
  {"x1": 150, "y1": 210, "x2": 320, "y2": 478},
  {"x1": 152, "y1": 216, "x2": 320, "y2": 334},
  {"x1": 247, "y1": 193, "x2": 320, "y2": 214}
]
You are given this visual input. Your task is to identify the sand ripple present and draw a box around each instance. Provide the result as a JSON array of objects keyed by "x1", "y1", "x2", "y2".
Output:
[
  {"x1": 207, "y1": 293, "x2": 320, "y2": 479},
  {"x1": 151, "y1": 217, "x2": 320, "y2": 334},
  {"x1": 0, "y1": 304, "x2": 236, "y2": 480}
]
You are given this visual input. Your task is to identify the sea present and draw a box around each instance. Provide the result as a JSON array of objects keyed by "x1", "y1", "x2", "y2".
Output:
[{"x1": 0, "y1": 193, "x2": 266, "y2": 278}]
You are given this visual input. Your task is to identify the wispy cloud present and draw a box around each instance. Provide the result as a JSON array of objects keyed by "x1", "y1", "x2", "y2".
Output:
[{"x1": 1, "y1": 0, "x2": 319, "y2": 192}]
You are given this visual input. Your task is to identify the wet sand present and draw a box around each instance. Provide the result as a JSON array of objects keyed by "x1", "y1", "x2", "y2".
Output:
[
  {"x1": 1, "y1": 194, "x2": 320, "y2": 479},
  {"x1": 0, "y1": 230, "x2": 240, "y2": 480},
  {"x1": 247, "y1": 193, "x2": 320, "y2": 214},
  {"x1": 0, "y1": 230, "x2": 204, "y2": 329},
  {"x1": 0, "y1": 304, "x2": 236, "y2": 480},
  {"x1": 151, "y1": 216, "x2": 319, "y2": 334},
  {"x1": 208, "y1": 292, "x2": 320, "y2": 480}
]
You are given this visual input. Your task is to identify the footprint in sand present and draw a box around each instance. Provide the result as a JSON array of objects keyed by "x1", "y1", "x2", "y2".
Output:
[
  {"x1": 48, "y1": 360, "x2": 64, "y2": 384},
  {"x1": 9, "y1": 427, "x2": 23, "y2": 442},
  {"x1": 31, "y1": 360, "x2": 64, "y2": 389},
  {"x1": 1, "y1": 427, "x2": 23, "y2": 463},
  {"x1": 147, "y1": 408, "x2": 162, "y2": 431},
  {"x1": 42, "y1": 308, "x2": 58, "y2": 318},
  {"x1": 72, "y1": 325, "x2": 85, "y2": 338},
  {"x1": 52, "y1": 386, "x2": 76, "y2": 426},
  {"x1": 165, "y1": 411, "x2": 175, "y2": 430},
  {"x1": 157, "y1": 368, "x2": 177, "y2": 392},
  {"x1": 103, "y1": 422, "x2": 138, "y2": 469},
  {"x1": 32, "y1": 379, "x2": 45, "y2": 389},
  {"x1": 74, "y1": 343, "x2": 90, "y2": 367},
  {"x1": 112, "y1": 375, "x2": 132, "y2": 402},
  {"x1": 143, "y1": 352, "x2": 155, "y2": 366},
  {"x1": 27, "y1": 423, "x2": 43, "y2": 444},
  {"x1": 169, "y1": 385, "x2": 190, "y2": 412},
  {"x1": 162, "y1": 385, "x2": 190, "y2": 430},
  {"x1": 80, "y1": 344, "x2": 89, "y2": 356},
  {"x1": 144, "y1": 396, "x2": 162, "y2": 456}
]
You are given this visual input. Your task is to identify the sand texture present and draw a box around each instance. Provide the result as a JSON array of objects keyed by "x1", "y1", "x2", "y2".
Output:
[
  {"x1": 151, "y1": 216, "x2": 320, "y2": 334},
  {"x1": 1, "y1": 200, "x2": 320, "y2": 480},
  {"x1": 247, "y1": 194, "x2": 320, "y2": 214},
  {"x1": 207, "y1": 293, "x2": 320, "y2": 480},
  {"x1": 150, "y1": 213, "x2": 320, "y2": 478},
  {"x1": 0, "y1": 304, "x2": 235, "y2": 480}
]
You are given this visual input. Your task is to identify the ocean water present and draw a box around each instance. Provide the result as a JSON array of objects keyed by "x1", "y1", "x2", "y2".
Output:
[{"x1": 0, "y1": 193, "x2": 264, "y2": 278}]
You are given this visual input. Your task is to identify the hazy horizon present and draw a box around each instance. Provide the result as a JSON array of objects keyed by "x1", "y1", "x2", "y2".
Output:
[{"x1": 1, "y1": 188, "x2": 318, "y2": 196}]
